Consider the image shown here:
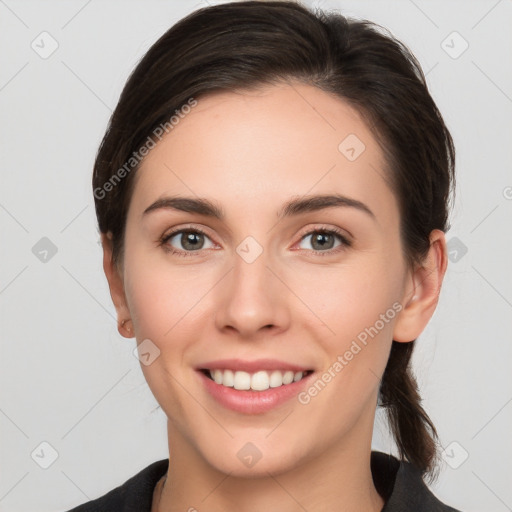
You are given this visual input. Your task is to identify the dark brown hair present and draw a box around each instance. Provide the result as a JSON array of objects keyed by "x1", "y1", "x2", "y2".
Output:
[{"x1": 92, "y1": 0, "x2": 455, "y2": 479}]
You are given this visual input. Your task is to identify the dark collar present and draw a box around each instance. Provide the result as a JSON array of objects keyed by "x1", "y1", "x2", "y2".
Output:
[
  {"x1": 67, "y1": 451, "x2": 461, "y2": 511},
  {"x1": 371, "y1": 451, "x2": 461, "y2": 511}
]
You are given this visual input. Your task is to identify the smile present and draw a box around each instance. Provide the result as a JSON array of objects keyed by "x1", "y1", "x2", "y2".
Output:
[
  {"x1": 196, "y1": 359, "x2": 316, "y2": 414},
  {"x1": 202, "y1": 369, "x2": 314, "y2": 391}
]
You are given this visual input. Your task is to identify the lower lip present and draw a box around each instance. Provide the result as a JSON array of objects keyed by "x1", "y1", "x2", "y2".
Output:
[{"x1": 197, "y1": 370, "x2": 314, "y2": 414}]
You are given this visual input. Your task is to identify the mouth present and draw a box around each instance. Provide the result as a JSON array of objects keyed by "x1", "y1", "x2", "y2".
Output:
[
  {"x1": 199, "y1": 368, "x2": 314, "y2": 392},
  {"x1": 195, "y1": 358, "x2": 316, "y2": 414}
]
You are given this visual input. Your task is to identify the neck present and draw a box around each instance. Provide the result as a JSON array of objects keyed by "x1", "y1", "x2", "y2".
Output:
[{"x1": 157, "y1": 413, "x2": 384, "y2": 512}]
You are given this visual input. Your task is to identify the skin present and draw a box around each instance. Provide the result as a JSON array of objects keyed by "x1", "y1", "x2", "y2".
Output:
[{"x1": 102, "y1": 82, "x2": 447, "y2": 512}]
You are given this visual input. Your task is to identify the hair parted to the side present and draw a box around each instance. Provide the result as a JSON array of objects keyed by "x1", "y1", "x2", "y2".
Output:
[{"x1": 92, "y1": 0, "x2": 455, "y2": 480}]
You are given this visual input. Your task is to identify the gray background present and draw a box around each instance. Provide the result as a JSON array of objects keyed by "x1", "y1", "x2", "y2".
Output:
[{"x1": 1, "y1": 0, "x2": 511, "y2": 510}]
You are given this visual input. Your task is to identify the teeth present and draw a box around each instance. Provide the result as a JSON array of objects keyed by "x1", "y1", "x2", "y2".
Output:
[
  {"x1": 251, "y1": 371, "x2": 269, "y2": 391},
  {"x1": 233, "y1": 370, "x2": 251, "y2": 390},
  {"x1": 269, "y1": 370, "x2": 283, "y2": 388},
  {"x1": 207, "y1": 369, "x2": 307, "y2": 391},
  {"x1": 212, "y1": 369, "x2": 223, "y2": 385},
  {"x1": 223, "y1": 369, "x2": 234, "y2": 387}
]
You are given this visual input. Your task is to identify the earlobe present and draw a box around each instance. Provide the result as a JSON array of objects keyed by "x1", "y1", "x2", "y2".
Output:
[
  {"x1": 119, "y1": 318, "x2": 134, "y2": 338},
  {"x1": 101, "y1": 232, "x2": 134, "y2": 339},
  {"x1": 393, "y1": 229, "x2": 448, "y2": 343}
]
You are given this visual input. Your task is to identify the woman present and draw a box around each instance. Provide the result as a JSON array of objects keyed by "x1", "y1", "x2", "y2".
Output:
[{"x1": 69, "y1": 1, "x2": 460, "y2": 510}]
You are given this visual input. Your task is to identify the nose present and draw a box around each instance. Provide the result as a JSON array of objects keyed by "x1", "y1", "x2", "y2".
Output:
[{"x1": 214, "y1": 249, "x2": 291, "y2": 339}]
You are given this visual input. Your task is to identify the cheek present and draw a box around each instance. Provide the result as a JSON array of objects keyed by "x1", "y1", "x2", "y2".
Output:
[
  {"x1": 291, "y1": 265, "x2": 401, "y2": 426},
  {"x1": 287, "y1": 257, "x2": 403, "y2": 391},
  {"x1": 125, "y1": 259, "x2": 212, "y2": 341},
  {"x1": 122, "y1": 252, "x2": 218, "y2": 410},
  {"x1": 289, "y1": 255, "x2": 403, "y2": 334}
]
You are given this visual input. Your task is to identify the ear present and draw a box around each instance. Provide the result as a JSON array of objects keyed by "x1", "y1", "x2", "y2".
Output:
[
  {"x1": 393, "y1": 229, "x2": 448, "y2": 343},
  {"x1": 101, "y1": 232, "x2": 134, "y2": 338}
]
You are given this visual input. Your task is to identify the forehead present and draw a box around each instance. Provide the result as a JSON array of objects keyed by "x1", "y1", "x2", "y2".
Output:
[{"x1": 132, "y1": 82, "x2": 396, "y2": 223}]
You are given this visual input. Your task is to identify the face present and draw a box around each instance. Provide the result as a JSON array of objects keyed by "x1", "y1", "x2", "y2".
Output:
[{"x1": 109, "y1": 82, "x2": 418, "y2": 477}]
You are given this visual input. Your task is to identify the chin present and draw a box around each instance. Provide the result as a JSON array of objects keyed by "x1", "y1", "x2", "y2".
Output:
[
  {"x1": 211, "y1": 454, "x2": 298, "y2": 479},
  {"x1": 197, "y1": 437, "x2": 306, "y2": 478}
]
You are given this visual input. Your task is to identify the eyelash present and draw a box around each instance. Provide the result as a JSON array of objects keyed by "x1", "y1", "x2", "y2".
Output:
[{"x1": 158, "y1": 225, "x2": 352, "y2": 258}]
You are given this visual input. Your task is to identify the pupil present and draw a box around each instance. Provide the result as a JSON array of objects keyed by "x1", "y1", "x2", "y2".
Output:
[
  {"x1": 313, "y1": 233, "x2": 333, "y2": 250},
  {"x1": 182, "y1": 232, "x2": 203, "y2": 250}
]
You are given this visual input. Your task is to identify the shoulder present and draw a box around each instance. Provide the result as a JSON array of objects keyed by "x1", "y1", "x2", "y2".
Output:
[
  {"x1": 371, "y1": 451, "x2": 462, "y2": 512},
  {"x1": 65, "y1": 458, "x2": 168, "y2": 512}
]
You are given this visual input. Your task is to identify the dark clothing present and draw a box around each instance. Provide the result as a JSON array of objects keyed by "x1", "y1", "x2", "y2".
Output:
[{"x1": 66, "y1": 451, "x2": 461, "y2": 511}]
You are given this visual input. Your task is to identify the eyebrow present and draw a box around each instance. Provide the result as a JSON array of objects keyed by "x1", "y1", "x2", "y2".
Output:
[{"x1": 142, "y1": 194, "x2": 375, "y2": 221}]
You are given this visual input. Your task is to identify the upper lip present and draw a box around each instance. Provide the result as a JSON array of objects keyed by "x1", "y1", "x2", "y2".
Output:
[{"x1": 197, "y1": 358, "x2": 313, "y2": 373}]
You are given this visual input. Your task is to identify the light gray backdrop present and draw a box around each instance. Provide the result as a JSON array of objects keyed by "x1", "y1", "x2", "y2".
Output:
[{"x1": 1, "y1": 1, "x2": 511, "y2": 511}]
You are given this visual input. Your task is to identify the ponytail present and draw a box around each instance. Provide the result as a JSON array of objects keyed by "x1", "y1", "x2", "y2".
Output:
[{"x1": 379, "y1": 341, "x2": 439, "y2": 482}]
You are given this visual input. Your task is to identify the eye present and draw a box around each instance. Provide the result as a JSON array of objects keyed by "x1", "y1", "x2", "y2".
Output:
[
  {"x1": 297, "y1": 228, "x2": 351, "y2": 253},
  {"x1": 159, "y1": 226, "x2": 350, "y2": 256},
  {"x1": 161, "y1": 228, "x2": 216, "y2": 255}
]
